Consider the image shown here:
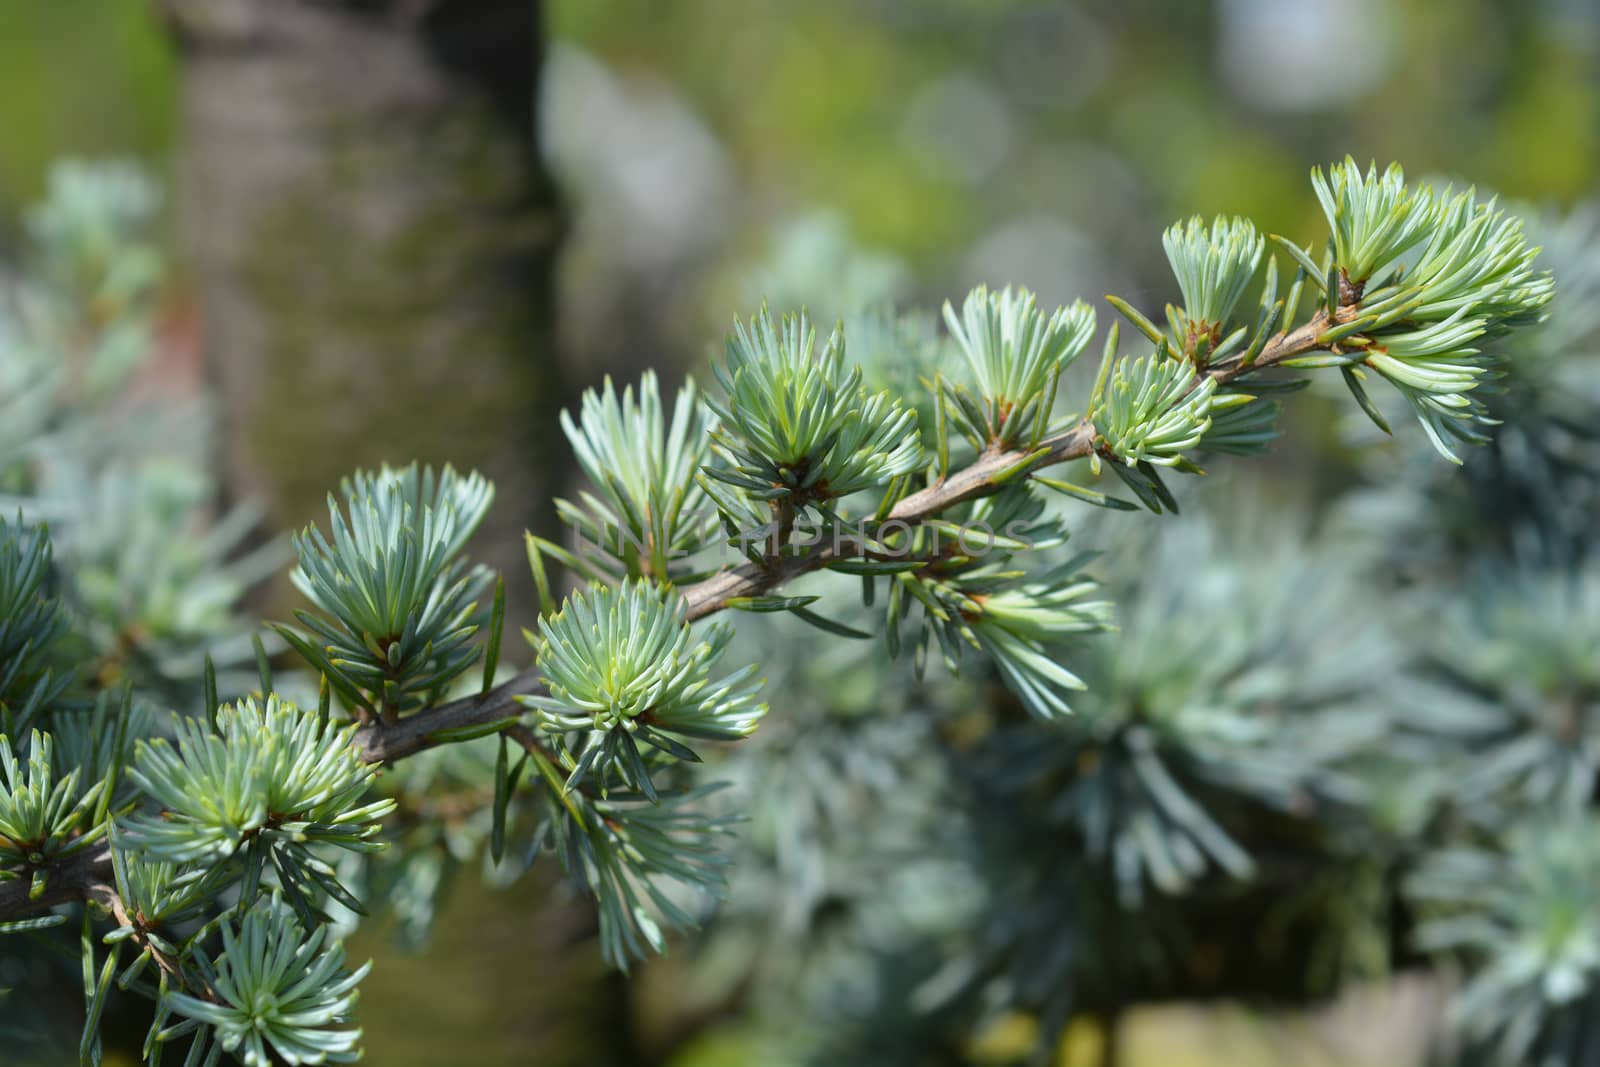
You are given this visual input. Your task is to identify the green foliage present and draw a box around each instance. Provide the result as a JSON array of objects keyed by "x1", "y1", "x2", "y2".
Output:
[
  {"x1": 1090, "y1": 349, "x2": 1218, "y2": 468},
  {"x1": 1163, "y1": 214, "x2": 1266, "y2": 331},
  {"x1": 47, "y1": 689, "x2": 149, "y2": 801},
  {"x1": 1359, "y1": 314, "x2": 1499, "y2": 460},
  {"x1": 557, "y1": 372, "x2": 720, "y2": 582},
  {"x1": 967, "y1": 561, "x2": 1116, "y2": 718},
  {"x1": 874, "y1": 488, "x2": 1113, "y2": 719},
  {"x1": 0, "y1": 731, "x2": 105, "y2": 879},
  {"x1": 1311, "y1": 158, "x2": 1438, "y2": 283},
  {"x1": 1404, "y1": 184, "x2": 1552, "y2": 327},
  {"x1": 1402, "y1": 561, "x2": 1600, "y2": 813},
  {"x1": 0, "y1": 157, "x2": 1575, "y2": 1066},
  {"x1": 1290, "y1": 159, "x2": 1555, "y2": 461},
  {"x1": 1196, "y1": 380, "x2": 1285, "y2": 457},
  {"x1": 15, "y1": 161, "x2": 164, "y2": 401},
  {"x1": 846, "y1": 306, "x2": 948, "y2": 443},
  {"x1": 705, "y1": 308, "x2": 922, "y2": 508},
  {"x1": 123, "y1": 696, "x2": 393, "y2": 907},
  {"x1": 163, "y1": 896, "x2": 369, "y2": 1067},
  {"x1": 0, "y1": 515, "x2": 68, "y2": 727},
  {"x1": 694, "y1": 634, "x2": 981, "y2": 1062},
  {"x1": 70, "y1": 464, "x2": 270, "y2": 683},
  {"x1": 282, "y1": 465, "x2": 493, "y2": 716},
  {"x1": 545, "y1": 784, "x2": 736, "y2": 969},
  {"x1": 639, "y1": 169, "x2": 1583, "y2": 1067},
  {"x1": 0, "y1": 160, "x2": 265, "y2": 700},
  {"x1": 1409, "y1": 816, "x2": 1600, "y2": 1066},
  {"x1": 1322, "y1": 202, "x2": 1600, "y2": 1067},
  {"x1": 1016, "y1": 517, "x2": 1394, "y2": 902},
  {"x1": 941, "y1": 285, "x2": 1096, "y2": 448},
  {"x1": 1335, "y1": 202, "x2": 1600, "y2": 566},
  {"x1": 105, "y1": 839, "x2": 225, "y2": 951},
  {"x1": 523, "y1": 579, "x2": 766, "y2": 788}
]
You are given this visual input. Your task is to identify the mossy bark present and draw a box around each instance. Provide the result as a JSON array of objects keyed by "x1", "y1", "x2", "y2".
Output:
[
  {"x1": 160, "y1": 0, "x2": 564, "y2": 615},
  {"x1": 158, "y1": 4, "x2": 640, "y2": 1065}
]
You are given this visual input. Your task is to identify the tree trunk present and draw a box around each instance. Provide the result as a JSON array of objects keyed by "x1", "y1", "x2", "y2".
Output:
[
  {"x1": 160, "y1": 0, "x2": 563, "y2": 601},
  {"x1": 155, "y1": 4, "x2": 639, "y2": 1065}
]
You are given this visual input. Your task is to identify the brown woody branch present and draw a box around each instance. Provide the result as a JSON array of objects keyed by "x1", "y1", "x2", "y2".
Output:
[{"x1": 0, "y1": 840, "x2": 113, "y2": 918}]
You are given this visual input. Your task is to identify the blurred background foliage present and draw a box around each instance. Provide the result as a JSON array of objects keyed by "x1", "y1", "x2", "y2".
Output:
[
  {"x1": 543, "y1": 0, "x2": 1597, "y2": 371},
  {"x1": 0, "y1": 1, "x2": 1597, "y2": 1066},
  {"x1": 0, "y1": 4, "x2": 176, "y2": 211},
  {"x1": 2, "y1": 0, "x2": 1596, "y2": 361}
]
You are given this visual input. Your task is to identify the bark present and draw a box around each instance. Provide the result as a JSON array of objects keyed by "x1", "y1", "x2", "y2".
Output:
[
  {"x1": 159, "y1": 0, "x2": 564, "y2": 607},
  {"x1": 154, "y1": 3, "x2": 640, "y2": 1064}
]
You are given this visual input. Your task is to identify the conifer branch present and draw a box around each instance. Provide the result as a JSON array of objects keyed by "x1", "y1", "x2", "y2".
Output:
[
  {"x1": 0, "y1": 299, "x2": 1461, "y2": 926},
  {"x1": 351, "y1": 304, "x2": 1349, "y2": 766},
  {"x1": 2, "y1": 157, "x2": 1568, "y2": 1060}
]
